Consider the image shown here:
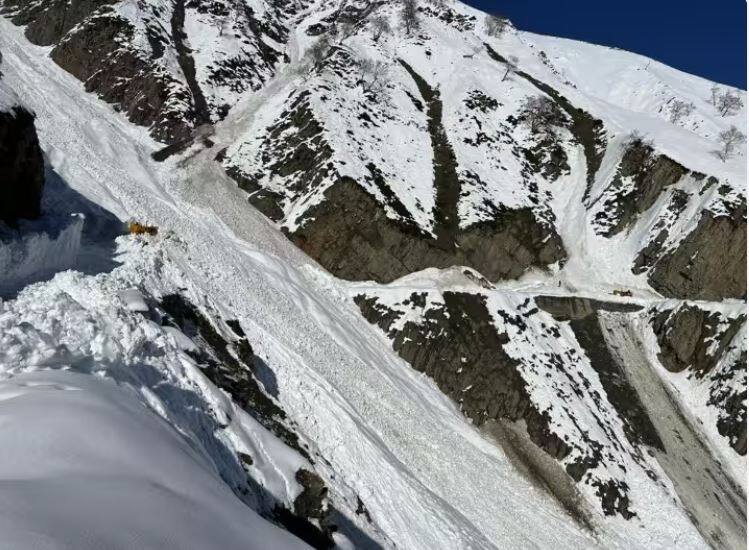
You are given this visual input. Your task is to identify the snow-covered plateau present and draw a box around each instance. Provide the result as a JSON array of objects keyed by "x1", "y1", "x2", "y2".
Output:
[{"x1": 0, "y1": 1, "x2": 745, "y2": 549}]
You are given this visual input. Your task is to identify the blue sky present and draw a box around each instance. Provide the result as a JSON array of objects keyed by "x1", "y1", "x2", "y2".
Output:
[{"x1": 465, "y1": 1, "x2": 747, "y2": 89}]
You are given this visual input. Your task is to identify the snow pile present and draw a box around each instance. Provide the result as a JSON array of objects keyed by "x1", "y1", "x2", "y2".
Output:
[{"x1": 0, "y1": 370, "x2": 304, "y2": 550}]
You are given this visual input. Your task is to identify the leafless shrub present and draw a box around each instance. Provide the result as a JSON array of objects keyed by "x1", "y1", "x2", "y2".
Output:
[
  {"x1": 713, "y1": 125, "x2": 746, "y2": 161},
  {"x1": 519, "y1": 96, "x2": 564, "y2": 136},
  {"x1": 370, "y1": 15, "x2": 391, "y2": 42},
  {"x1": 669, "y1": 99, "x2": 695, "y2": 123},
  {"x1": 400, "y1": 0, "x2": 419, "y2": 36},
  {"x1": 709, "y1": 84, "x2": 720, "y2": 106},
  {"x1": 502, "y1": 55, "x2": 518, "y2": 81},
  {"x1": 716, "y1": 90, "x2": 743, "y2": 117},
  {"x1": 356, "y1": 57, "x2": 391, "y2": 96},
  {"x1": 485, "y1": 14, "x2": 510, "y2": 38}
]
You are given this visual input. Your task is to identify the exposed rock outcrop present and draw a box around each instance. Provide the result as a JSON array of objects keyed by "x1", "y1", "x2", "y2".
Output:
[
  {"x1": 50, "y1": 8, "x2": 197, "y2": 143},
  {"x1": 1, "y1": 0, "x2": 110, "y2": 46},
  {"x1": 594, "y1": 143, "x2": 690, "y2": 237},
  {"x1": 159, "y1": 294, "x2": 309, "y2": 459},
  {"x1": 651, "y1": 304, "x2": 747, "y2": 455},
  {"x1": 292, "y1": 178, "x2": 564, "y2": 282},
  {"x1": 2, "y1": 0, "x2": 195, "y2": 141},
  {"x1": 714, "y1": 349, "x2": 748, "y2": 456},
  {"x1": 632, "y1": 189, "x2": 690, "y2": 274},
  {"x1": 0, "y1": 106, "x2": 44, "y2": 226},
  {"x1": 647, "y1": 204, "x2": 747, "y2": 301},
  {"x1": 652, "y1": 305, "x2": 745, "y2": 376},
  {"x1": 2, "y1": 0, "x2": 288, "y2": 143},
  {"x1": 356, "y1": 292, "x2": 570, "y2": 458}
]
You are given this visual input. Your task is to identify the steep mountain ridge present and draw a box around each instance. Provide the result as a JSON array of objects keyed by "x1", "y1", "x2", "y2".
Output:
[
  {"x1": 0, "y1": 1, "x2": 745, "y2": 549},
  {"x1": 3, "y1": 0, "x2": 744, "y2": 296}
]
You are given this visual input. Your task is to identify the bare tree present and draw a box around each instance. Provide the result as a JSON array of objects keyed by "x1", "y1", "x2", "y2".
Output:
[
  {"x1": 501, "y1": 55, "x2": 518, "y2": 82},
  {"x1": 356, "y1": 58, "x2": 391, "y2": 96},
  {"x1": 716, "y1": 90, "x2": 743, "y2": 117},
  {"x1": 400, "y1": 0, "x2": 419, "y2": 36},
  {"x1": 485, "y1": 14, "x2": 509, "y2": 38},
  {"x1": 713, "y1": 125, "x2": 746, "y2": 161},
  {"x1": 669, "y1": 99, "x2": 695, "y2": 123},
  {"x1": 709, "y1": 84, "x2": 720, "y2": 106},
  {"x1": 370, "y1": 15, "x2": 391, "y2": 42},
  {"x1": 519, "y1": 96, "x2": 563, "y2": 136}
]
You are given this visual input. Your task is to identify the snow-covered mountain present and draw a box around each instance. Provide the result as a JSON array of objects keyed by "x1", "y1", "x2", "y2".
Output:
[{"x1": 0, "y1": 0, "x2": 745, "y2": 549}]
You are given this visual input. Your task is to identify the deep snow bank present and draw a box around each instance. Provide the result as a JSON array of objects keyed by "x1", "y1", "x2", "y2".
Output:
[{"x1": 0, "y1": 370, "x2": 305, "y2": 550}]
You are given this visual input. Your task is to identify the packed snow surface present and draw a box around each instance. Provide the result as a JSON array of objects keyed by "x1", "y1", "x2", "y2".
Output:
[{"x1": 0, "y1": 370, "x2": 305, "y2": 550}]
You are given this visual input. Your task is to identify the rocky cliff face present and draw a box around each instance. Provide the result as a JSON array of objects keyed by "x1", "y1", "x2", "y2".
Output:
[
  {"x1": 0, "y1": 105, "x2": 44, "y2": 227},
  {"x1": 651, "y1": 304, "x2": 747, "y2": 455},
  {"x1": 291, "y1": 178, "x2": 564, "y2": 282},
  {"x1": 647, "y1": 199, "x2": 746, "y2": 300},
  {"x1": 1, "y1": 0, "x2": 291, "y2": 142}
]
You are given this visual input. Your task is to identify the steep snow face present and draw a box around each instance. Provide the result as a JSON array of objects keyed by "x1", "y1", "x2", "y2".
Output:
[{"x1": 0, "y1": 368, "x2": 305, "y2": 550}]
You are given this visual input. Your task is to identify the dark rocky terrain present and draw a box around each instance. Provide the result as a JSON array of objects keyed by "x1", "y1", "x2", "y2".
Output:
[{"x1": 0, "y1": 104, "x2": 44, "y2": 226}]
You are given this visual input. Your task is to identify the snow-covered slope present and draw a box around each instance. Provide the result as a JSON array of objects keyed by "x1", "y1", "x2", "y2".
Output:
[
  {"x1": 0, "y1": 1, "x2": 745, "y2": 549},
  {"x1": 215, "y1": 0, "x2": 746, "y2": 296},
  {"x1": 0, "y1": 370, "x2": 305, "y2": 550}
]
